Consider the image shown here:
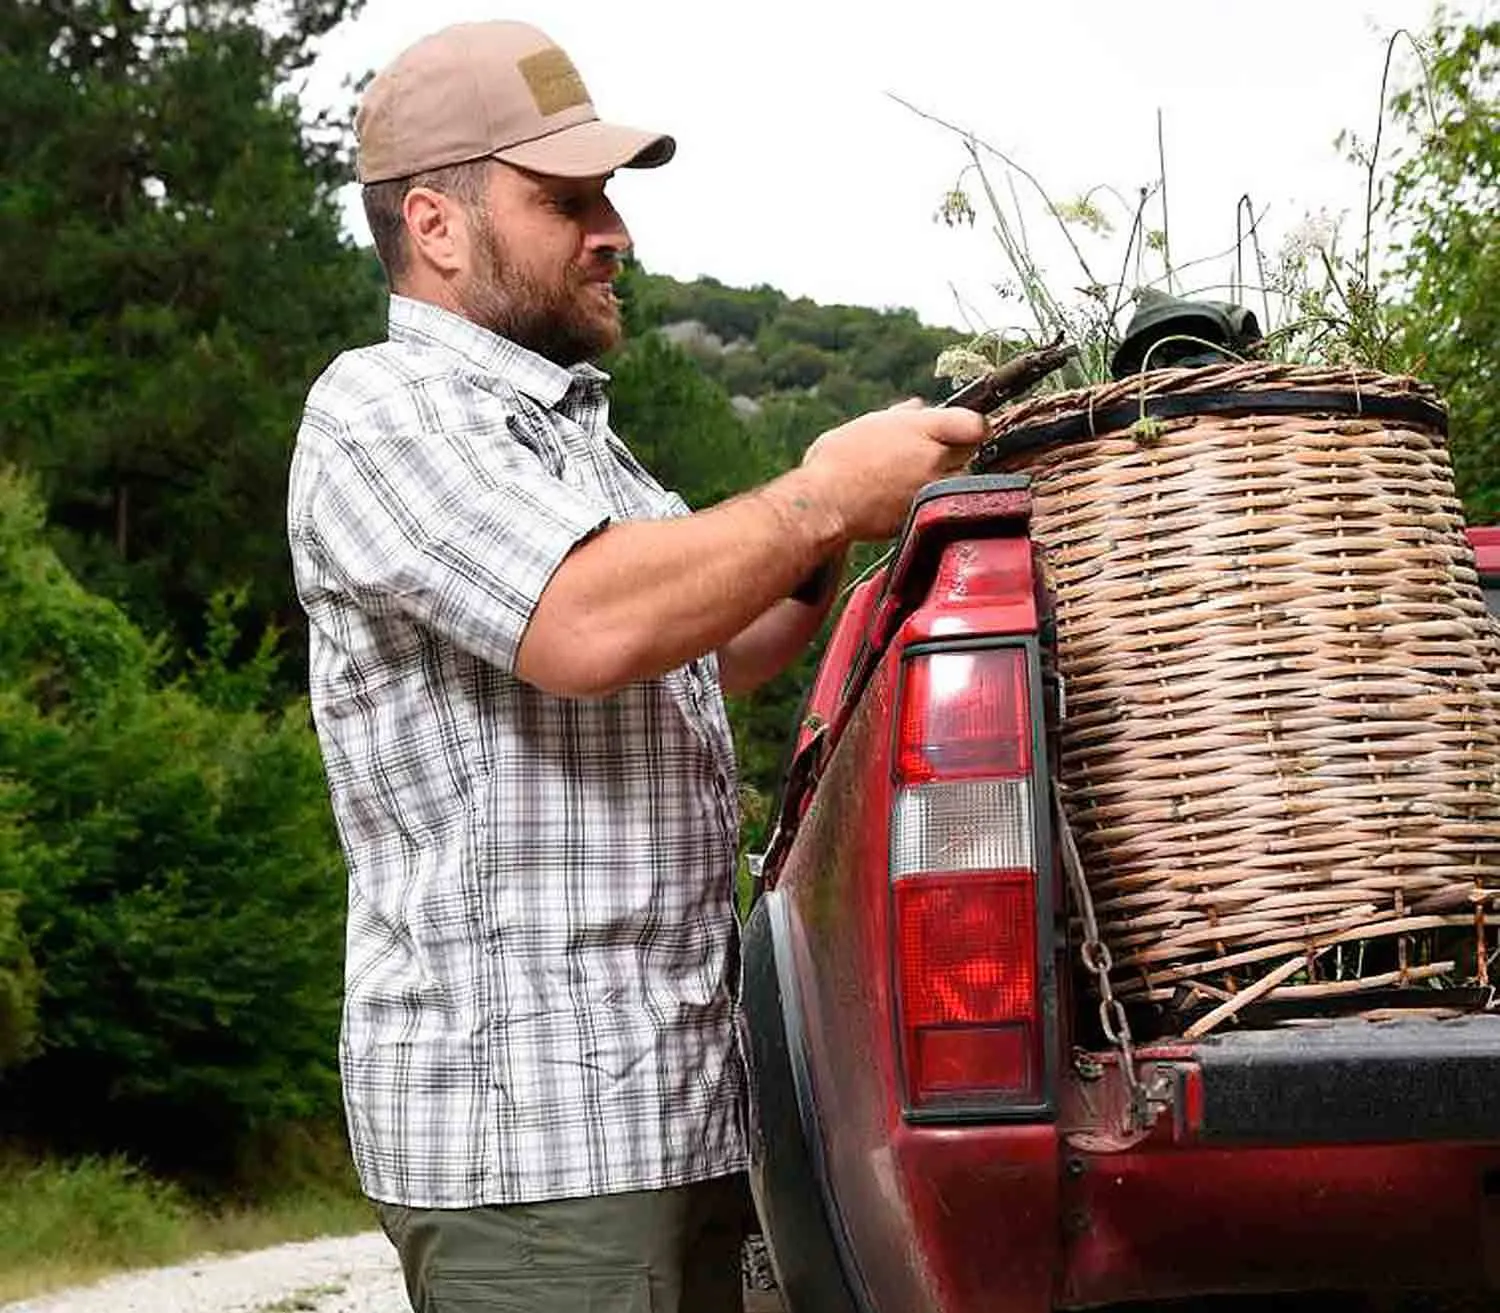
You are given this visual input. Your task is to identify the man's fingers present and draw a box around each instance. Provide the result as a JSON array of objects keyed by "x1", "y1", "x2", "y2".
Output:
[{"x1": 926, "y1": 407, "x2": 989, "y2": 446}]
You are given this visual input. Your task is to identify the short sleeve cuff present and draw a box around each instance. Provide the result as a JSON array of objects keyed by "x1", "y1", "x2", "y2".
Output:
[{"x1": 430, "y1": 478, "x2": 610, "y2": 674}]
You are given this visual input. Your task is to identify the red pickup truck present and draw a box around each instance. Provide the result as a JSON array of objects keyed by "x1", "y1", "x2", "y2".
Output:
[{"x1": 743, "y1": 475, "x2": 1500, "y2": 1313}]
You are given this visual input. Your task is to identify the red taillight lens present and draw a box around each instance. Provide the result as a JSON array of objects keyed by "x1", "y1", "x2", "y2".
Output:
[
  {"x1": 896, "y1": 873, "x2": 1036, "y2": 1024},
  {"x1": 897, "y1": 648, "x2": 1031, "y2": 783},
  {"x1": 914, "y1": 1025, "x2": 1032, "y2": 1096},
  {"x1": 895, "y1": 873, "x2": 1039, "y2": 1102}
]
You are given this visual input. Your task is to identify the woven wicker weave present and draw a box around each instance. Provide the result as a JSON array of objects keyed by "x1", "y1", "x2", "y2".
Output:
[{"x1": 973, "y1": 362, "x2": 1500, "y2": 1023}]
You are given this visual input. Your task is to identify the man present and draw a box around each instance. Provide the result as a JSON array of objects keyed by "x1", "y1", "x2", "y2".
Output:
[{"x1": 287, "y1": 19, "x2": 986, "y2": 1313}]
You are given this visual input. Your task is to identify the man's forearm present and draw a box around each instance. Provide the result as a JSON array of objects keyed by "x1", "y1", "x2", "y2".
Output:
[
  {"x1": 716, "y1": 573, "x2": 842, "y2": 695},
  {"x1": 516, "y1": 466, "x2": 846, "y2": 697}
]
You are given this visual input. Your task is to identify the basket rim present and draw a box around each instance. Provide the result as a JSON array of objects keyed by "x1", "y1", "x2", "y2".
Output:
[
  {"x1": 977, "y1": 383, "x2": 1449, "y2": 468},
  {"x1": 977, "y1": 361, "x2": 1444, "y2": 465}
]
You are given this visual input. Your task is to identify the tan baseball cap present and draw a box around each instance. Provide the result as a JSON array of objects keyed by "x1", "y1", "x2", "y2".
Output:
[{"x1": 355, "y1": 21, "x2": 675, "y2": 184}]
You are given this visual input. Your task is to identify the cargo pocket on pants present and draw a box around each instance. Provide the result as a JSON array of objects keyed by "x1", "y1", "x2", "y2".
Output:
[{"x1": 427, "y1": 1265, "x2": 653, "y2": 1312}]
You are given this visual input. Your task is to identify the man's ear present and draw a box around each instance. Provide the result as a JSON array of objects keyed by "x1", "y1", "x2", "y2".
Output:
[{"x1": 402, "y1": 188, "x2": 467, "y2": 278}]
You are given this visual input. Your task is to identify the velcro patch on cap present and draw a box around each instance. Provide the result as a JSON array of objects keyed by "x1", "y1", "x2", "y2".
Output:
[{"x1": 518, "y1": 47, "x2": 589, "y2": 116}]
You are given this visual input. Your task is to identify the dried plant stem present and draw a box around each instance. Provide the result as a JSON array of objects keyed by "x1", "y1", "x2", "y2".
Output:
[
  {"x1": 888, "y1": 92, "x2": 1103, "y2": 297},
  {"x1": 1106, "y1": 187, "x2": 1151, "y2": 341},
  {"x1": 1184, "y1": 952, "x2": 1315, "y2": 1039},
  {"x1": 1362, "y1": 28, "x2": 1439, "y2": 287},
  {"x1": 967, "y1": 146, "x2": 1061, "y2": 340},
  {"x1": 1167, "y1": 203, "x2": 1270, "y2": 291},
  {"x1": 1157, "y1": 109, "x2": 1174, "y2": 293},
  {"x1": 1235, "y1": 194, "x2": 1272, "y2": 329}
]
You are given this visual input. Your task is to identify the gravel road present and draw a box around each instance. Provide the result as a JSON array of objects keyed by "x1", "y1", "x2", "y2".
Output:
[
  {"x1": 1, "y1": 1233, "x2": 785, "y2": 1313},
  {"x1": 1, "y1": 1234, "x2": 409, "y2": 1313}
]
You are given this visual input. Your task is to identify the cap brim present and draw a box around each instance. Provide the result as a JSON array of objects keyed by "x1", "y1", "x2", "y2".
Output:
[{"x1": 494, "y1": 120, "x2": 675, "y2": 179}]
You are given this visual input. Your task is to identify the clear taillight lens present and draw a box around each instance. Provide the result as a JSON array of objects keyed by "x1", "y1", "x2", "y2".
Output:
[{"x1": 890, "y1": 778, "x2": 1033, "y2": 877}]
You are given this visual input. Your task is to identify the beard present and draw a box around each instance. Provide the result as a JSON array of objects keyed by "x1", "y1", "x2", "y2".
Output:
[{"x1": 455, "y1": 211, "x2": 623, "y2": 366}]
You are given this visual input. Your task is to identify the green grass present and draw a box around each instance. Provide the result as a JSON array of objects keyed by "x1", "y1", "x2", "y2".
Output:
[{"x1": 0, "y1": 1154, "x2": 376, "y2": 1305}]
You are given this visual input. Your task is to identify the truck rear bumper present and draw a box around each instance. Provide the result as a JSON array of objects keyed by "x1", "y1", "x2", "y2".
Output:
[
  {"x1": 1061, "y1": 1138, "x2": 1500, "y2": 1308},
  {"x1": 1060, "y1": 1015, "x2": 1500, "y2": 1308}
]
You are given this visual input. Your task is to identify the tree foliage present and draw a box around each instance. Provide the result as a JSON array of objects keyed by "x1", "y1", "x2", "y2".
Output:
[
  {"x1": 608, "y1": 331, "x2": 779, "y2": 508},
  {"x1": 0, "y1": 0, "x2": 368, "y2": 1177},
  {"x1": 0, "y1": 0, "x2": 382, "y2": 652},
  {"x1": 0, "y1": 471, "x2": 345, "y2": 1174},
  {"x1": 1386, "y1": 16, "x2": 1500, "y2": 519}
]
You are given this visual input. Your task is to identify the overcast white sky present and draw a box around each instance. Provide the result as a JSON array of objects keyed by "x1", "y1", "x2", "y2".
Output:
[{"x1": 300, "y1": 0, "x2": 1466, "y2": 332}]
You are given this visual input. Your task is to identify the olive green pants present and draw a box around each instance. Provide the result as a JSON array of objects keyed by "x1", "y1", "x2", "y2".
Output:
[{"x1": 375, "y1": 1172, "x2": 751, "y2": 1313}]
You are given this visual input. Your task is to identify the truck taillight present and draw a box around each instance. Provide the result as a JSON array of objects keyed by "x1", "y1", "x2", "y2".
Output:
[
  {"x1": 897, "y1": 648, "x2": 1032, "y2": 783},
  {"x1": 892, "y1": 645, "x2": 1042, "y2": 1110}
]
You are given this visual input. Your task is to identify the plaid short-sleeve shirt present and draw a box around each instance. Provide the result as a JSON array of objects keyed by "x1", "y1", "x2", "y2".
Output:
[{"x1": 287, "y1": 296, "x2": 747, "y2": 1209}]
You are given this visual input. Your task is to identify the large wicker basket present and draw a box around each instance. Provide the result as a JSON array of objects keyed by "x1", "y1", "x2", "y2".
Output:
[{"x1": 973, "y1": 362, "x2": 1500, "y2": 1030}]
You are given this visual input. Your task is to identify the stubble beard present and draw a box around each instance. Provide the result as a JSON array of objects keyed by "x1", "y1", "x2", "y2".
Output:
[{"x1": 456, "y1": 210, "x2": 623, "y2": 366}]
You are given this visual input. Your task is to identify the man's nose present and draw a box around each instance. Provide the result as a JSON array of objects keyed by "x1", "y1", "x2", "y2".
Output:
[{"x1": 587, "y1": 197, "x2": 631, "y2": 258}]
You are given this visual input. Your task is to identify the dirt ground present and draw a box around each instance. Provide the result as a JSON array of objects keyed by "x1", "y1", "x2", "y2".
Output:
[{"x1": 1, "y1": 1233, "x2": 788, "y2": 1312}]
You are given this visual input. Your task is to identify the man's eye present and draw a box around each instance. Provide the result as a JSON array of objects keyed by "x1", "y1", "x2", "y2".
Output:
[{"x1": 553, "y1": 194, "x2": 588, "y2": 218}]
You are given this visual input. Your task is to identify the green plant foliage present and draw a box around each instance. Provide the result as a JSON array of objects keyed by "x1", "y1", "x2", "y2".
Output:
[
  {"x1": 0, "y1": 0, "x2": 383, "y2": 660},
  {"x1": 0, "y1": 472, "x2": 345, "y2": 1174},
  {"x1": 608, "y1": 331, "x2": 779, "y2": 508},
  {"x1": 1386, "y1": 17, "x2": 1500, "y2": 520},
  {"x1": 0, "y1": 881, "x2": 39, "y2": 1072},
  {"x1": 903, "y1": 15, "x2": 1498, "y2": 533},
  {"x1": 0, "y1": 1154, "x2": 190, "y2": 1274},
  {"x1": 0, "y1": 1146, "x2": 372, "y2": 1303}
]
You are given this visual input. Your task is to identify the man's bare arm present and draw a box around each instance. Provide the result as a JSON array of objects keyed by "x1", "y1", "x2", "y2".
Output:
[
  {"x1": 715, "y1": 551, "x2": 846, "y2": 695},
  {"x1": 516, "y1": 402, "x2": 985, "y2": 697},
  {"x1": 517, "y1": 468, "x2": 843, "y2": 696}
]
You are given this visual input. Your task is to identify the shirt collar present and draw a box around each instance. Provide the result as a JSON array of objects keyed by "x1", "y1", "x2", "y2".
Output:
[{"x1": 386, "y1": 295, "x2": 609, "y2": 409}]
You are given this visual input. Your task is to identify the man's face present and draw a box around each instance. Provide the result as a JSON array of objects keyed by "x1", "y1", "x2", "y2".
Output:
[{"x1": 455, "y1": 163, "x2": 631, "y2": 365}]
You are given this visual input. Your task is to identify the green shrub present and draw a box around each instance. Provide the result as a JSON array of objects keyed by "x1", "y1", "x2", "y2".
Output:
[
  {"x1": 0, "y1": 472, "x2": 345, "y2": 1176},
  {"x1": 0, "y1": 883, "x2": 39, "y2": 1069},
  {"x1": 0, "y1": 1151, "x2": 373, "y2": 1304}
]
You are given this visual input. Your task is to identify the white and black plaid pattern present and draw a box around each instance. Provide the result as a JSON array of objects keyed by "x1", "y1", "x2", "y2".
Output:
[{"x1": 288, "y1": 297, "x2": 747, "y2": 1208}]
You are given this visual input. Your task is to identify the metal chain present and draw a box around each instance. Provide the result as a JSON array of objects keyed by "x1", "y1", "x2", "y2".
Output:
[{"x1": 1053, "y1": 783, "x2": 1154, "y2": 1129}]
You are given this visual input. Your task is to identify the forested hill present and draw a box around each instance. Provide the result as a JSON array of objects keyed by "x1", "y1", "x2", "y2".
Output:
[{"x1": 624, "y1": 267, "x2": 962, "y2": 410}]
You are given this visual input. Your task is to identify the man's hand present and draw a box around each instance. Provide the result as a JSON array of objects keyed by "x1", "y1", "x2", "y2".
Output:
[{"x1": 798, "y1": 399, "x2": 987, "y2": 542}]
